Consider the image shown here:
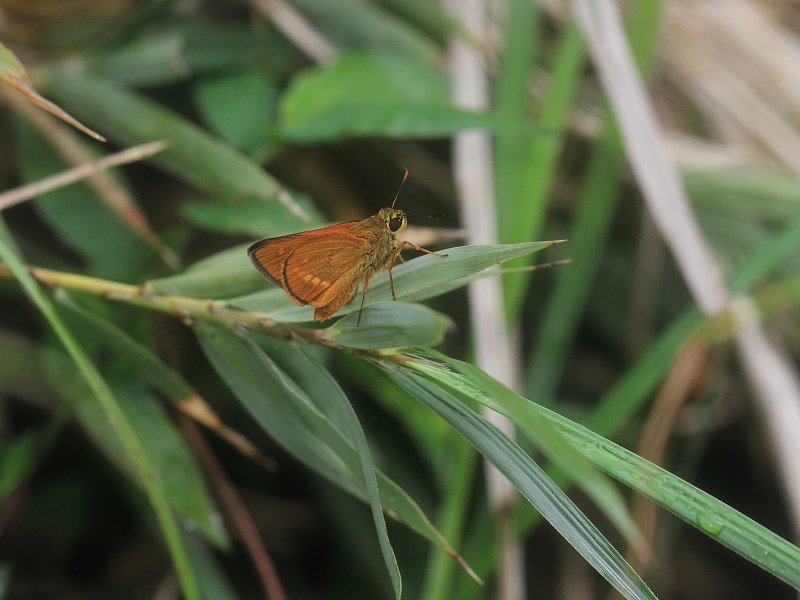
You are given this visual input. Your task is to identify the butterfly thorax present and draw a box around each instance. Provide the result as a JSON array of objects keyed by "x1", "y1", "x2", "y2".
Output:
[{"x1": 349, "y1": 207, "x2": 408, "y2": 269}]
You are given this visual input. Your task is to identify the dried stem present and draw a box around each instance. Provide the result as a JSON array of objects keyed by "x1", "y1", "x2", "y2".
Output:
[{"x1": 445, "y1": 0, "x2": 525, "y2": 598}]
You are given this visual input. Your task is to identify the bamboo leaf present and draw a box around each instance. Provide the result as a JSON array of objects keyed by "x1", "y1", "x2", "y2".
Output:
[
  {"x1": 279, "y1": 51, "x2": 535, "y2": 142},
  {"x1": 195, "y1": 322, "x2": 468, "y2": 569},
  {"x1": 327, "y1": 302, "x2": 452, "y2": 349},
  {"x1": 379, "y1": 360, "x2": 656, "y2": 600}
]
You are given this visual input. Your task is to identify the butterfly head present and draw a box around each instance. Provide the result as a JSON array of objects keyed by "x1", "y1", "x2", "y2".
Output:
[{"x1": 379, "y1": 207, "x2": 408, "y2": 239}]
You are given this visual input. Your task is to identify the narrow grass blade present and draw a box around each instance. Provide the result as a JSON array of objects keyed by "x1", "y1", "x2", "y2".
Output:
[
  {"x1": 526, "y1": 3, "x2": 665, "y2": 402},
  {"x1": 380, "y1": 361, "x2": 656, "y2": 600},
  {"x1": 418, "y1": 351, "x2": 640, "y2": 545},
  {"x1": 499, "y1": 21, "x2": 586, "y2": 318},
  {"x1": 536, "y1": 404, "x2": 800, "y2": 590}
]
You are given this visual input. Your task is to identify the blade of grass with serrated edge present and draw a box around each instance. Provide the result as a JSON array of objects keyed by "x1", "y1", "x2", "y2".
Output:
[
  {"x1": 0, "y1": 239, "x2": 200, "y2": 599},
  {"x1": 526, "y1": 2, "x2": 665, "y2": 403},
  {"x1": 378, "y1": 360, "x2": 656, "y2": 600},
  {"x1": 335, "y1": 241, "x2": 557, "y2": 315},
  {"x1": 516, "y1": 210, "x2": 800, "y2": 539},
  {"x1": 195, "y1": 323, "x2": 471, "y2": 574}
]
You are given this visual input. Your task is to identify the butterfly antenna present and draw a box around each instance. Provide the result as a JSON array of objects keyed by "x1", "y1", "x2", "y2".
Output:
[{"x1": 390, "y1": 168, "x2": 409, "y2": 208}]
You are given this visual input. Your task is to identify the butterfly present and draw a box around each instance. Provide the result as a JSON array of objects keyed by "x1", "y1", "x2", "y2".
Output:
[{"x1": 247, "y1": 170, "x2": 446, "y2": 325}]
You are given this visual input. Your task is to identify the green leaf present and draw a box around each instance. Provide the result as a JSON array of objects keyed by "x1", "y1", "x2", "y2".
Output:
[
  {"x1": 379, "y1": 361, "x2": 656, "y2": 600},
  {"x1": 228, "y1": 241, "x2": 558, "y2": 322},
  {"x1": 289, "y1": 0, "x2": 441, "y2": 62},
  {"x1": 195, "y1": 322, "x2": 466, "y2": 564},
  {"x1": 534, "y1": 403, "x2": 800, "y2": 590},
  {"x1": 334, "y1": 242, "x2": 558, "y2": 315},
  {"x1": 525, "y1": 1, "x2": 666, "y2": 402},
  {"x1": 87, "y1": 23, "x2": 270, "y2": 88},
  {"x1": 373, "y1": 0, "x2": 461, "y2": 42},
  {"x1": 147, "y1": 243, "x2": 266, "y2": 298},
  {"x1": 13, "y1": 117, "x2": 151, "y2": 280},
  {"x1": 193, "y1": 69, "x2": 278, "y2": 158},
  {"x1": 255, "y1": 336, "x2": 401, "y2": 598},
  {"x1": 181, "y1": 192, "x2": 319, "y2": 237},
  {"x1": 279, "y1": 51, "x2": 534, "y2": 142},
  {"x1": 43, "y1": 69, "x2": 313, "y2": 227},
  {"x1": 417, "y1": 351, "x2": 640, "y2": 545},
  {"x1": 327, "y1": 302, "x2": 453, "y2": 349},
  {"x1": 498, "y1": 20, "x2": 585, "y2": 317},
  {"x1": 184, "y1": 532, "x2": 241, "y2": 600}
]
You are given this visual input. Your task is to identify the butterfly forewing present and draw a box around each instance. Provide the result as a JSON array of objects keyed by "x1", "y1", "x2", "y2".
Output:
[
  {"x1": 281, "y1": 234, "x2": 368, "y2": 307},
  {"x1": 247, "y1": 222, "x2": 356, "y2": 294},
  {"x1": 247, "y1": 222, "x2": 373, "y2": 317}
]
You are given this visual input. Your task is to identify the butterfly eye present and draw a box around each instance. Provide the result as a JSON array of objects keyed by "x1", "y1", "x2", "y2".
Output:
[{"x1": 388, "y1": 217, "x2": 403, "y2": 232}]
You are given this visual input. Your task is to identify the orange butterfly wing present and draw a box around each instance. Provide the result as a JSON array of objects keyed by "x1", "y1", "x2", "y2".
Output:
[
  {"x1": 248, "y1": 222, "x2": 373, "y2": 316},
  {"x1": 247, "y1": 222, "x2": 357, "y2": 290}
]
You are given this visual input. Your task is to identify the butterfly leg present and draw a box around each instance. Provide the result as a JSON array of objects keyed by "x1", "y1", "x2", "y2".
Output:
[
  {"x1": 400, "y1": 240, "x2": 448, "y2": 258},
  {"x1": 387, "y1": 247, "x2": 400, "y2": 301},
  {"x1": 357, "y1": 268, "x2": 373, "y2": 327}
]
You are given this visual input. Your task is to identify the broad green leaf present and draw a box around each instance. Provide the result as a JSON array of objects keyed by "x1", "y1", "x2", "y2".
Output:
[
  {"x1": 0, "y1": 237, "x2": 200, "y2": 600},
  {"x1": 379, "y1": 361, "x2": 656, "y2": 600},
  {"x1": 181, "y1": 192, "x2": 318, "y2": 237},
  {"x1": 43, "y1": 69, "x2": 313, "y2": 227},
  {"x1": 327, "y1": 302, "x2": 452, "y2": 349},
  {"x1": 195, "y1": 322, "x2": 467, "y2": 564},
  {"x1": 193, "y1": 69, "x2": 278, "y2": 159},
  {"x1": 87, "y1": 23, "x2": 279, "y2": 88},
  {"x1": 279, "y1": 51, "x2": 533, "y2": 142},
  {"x1": 147, "y1": 243, "x2": 266, "y2": 298},
  {"x1": 373, "y1": 0, "x2": 461, "y2": 42}
]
